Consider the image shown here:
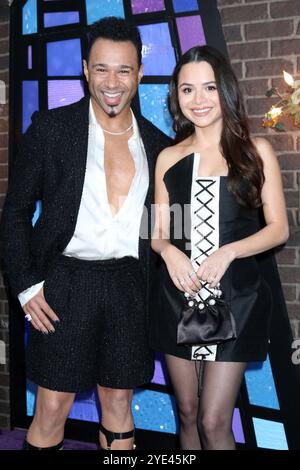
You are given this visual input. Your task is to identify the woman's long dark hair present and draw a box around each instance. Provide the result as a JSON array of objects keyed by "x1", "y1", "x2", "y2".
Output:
[{"x1": 169, "y1": 45, "x2": 264, "y2": 208}]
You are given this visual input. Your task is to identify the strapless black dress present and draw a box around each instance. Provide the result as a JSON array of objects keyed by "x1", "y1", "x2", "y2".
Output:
[{"x1": 150, "y1": 153, "x2": 274, "y2": 362}]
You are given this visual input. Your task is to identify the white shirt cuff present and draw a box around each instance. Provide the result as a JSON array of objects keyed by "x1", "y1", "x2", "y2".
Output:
[{"x1": 18, "y1": 281, "x2": 45, "y2": 308}]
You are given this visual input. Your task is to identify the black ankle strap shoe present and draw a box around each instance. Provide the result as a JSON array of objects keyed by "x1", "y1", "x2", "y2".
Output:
[
  {"x1": 99, "y1": 423, "x2": 135, "y2": 450},
  {"x1": 23, "y1": 438, "x2": 64, "y2": 450}
]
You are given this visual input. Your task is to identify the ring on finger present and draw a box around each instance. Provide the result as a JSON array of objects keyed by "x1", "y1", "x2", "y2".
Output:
[
  {"x1": 25, "y1": 313, "x2": 32, "y2": 322},
  {"x1": 189, "y1": 271, "x2": 197, "y2": 280}
]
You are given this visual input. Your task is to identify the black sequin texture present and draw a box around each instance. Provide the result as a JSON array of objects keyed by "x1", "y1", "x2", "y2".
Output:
[{"x1": 26, "y1": 254, "x2": 154, "y2": 392}]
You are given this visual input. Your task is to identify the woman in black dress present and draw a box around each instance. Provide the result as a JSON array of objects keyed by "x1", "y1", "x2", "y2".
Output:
[{"x1": 150, "y1": 46, "x2": 289, "y2": 450}]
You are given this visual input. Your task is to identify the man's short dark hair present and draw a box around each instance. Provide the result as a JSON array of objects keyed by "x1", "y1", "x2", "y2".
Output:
[{"x1": 86, "y1": 16, "x2": 142, "y2": 66}]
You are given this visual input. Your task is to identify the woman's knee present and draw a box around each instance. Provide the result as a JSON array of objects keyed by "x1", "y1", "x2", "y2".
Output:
[
  {"x1": 177, "y1": 398, "x2": 198, "y2": 427},
  {"x1": 199, "y1": 412, "x2": 231, "y2": 441}
]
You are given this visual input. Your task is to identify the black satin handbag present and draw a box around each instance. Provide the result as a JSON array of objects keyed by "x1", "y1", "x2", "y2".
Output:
[{"x1": 177, "y1": 286, "x2": 237, "y2": 346}]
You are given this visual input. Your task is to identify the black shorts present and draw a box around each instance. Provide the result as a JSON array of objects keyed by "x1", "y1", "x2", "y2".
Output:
[{"x1": 26, "y1": 254, "x2": 154, "y2": 392}]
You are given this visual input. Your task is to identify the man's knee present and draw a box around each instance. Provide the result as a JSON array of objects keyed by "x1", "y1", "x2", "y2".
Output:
[
  {"x1": 98, "y1": 387, "x2": 133, "y2": 414},
  {"x1": 35, "y1": 390, "x2": 73, "y2": 426}
]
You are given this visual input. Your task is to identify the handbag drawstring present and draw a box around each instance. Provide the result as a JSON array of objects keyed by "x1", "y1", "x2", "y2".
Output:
[{"x1": 196, "y1": 359, "x2": 205, "y2": 396}]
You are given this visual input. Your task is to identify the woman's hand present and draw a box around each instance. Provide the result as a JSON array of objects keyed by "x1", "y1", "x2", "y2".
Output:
[
  {"x1": 196, "y1": 245, "x2": 236, "y2": 288},
  {"x1": 161, "y1": 245, "x2": 201, "y2": 295}
]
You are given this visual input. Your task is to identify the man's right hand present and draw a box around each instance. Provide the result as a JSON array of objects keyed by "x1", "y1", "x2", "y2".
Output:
[{"x1": 23, "y1": 287, "x2": 60, "y2": 333}]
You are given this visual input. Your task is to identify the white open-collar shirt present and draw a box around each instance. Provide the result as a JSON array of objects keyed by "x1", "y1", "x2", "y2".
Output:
[{"x1": 18, "y1": 101, "x2": 149, "y2": 307}]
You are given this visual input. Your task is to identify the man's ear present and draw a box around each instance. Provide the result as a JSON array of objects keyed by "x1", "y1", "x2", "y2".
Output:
[
  {"x1": 83, "y1": 59, "x2": 89, "y2": 82},
  {"x1": 138, "y1": 64, "x2": 144, "y2": 83}
]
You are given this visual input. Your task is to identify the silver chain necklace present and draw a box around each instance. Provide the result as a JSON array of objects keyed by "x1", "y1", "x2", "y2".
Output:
[{"x1": 101, "y1": 123, "x2": 133, "y2": 136}]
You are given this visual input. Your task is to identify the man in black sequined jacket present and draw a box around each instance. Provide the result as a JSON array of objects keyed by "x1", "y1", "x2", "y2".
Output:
[{"x1": 1, "y1": 17, "x2": 171, "y2": 450}]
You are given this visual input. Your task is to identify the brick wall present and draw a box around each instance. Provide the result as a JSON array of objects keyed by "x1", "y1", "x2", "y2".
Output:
[
  {"x1": 219, "y1": 0, "x2": 300, "y2": 336},
  {"x1": 0, "y1": 0, "x2": 9, "y2": 429}
]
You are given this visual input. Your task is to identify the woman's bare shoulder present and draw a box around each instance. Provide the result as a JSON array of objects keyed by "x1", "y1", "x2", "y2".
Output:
[
  {"x1": 252, "y1": 136, "x2": 273, "y2": 152},
  {"x1": 252, "y1": 136, "x2": 277, "y2": 166},
  {"x1": 157, "y1": 139, "x2": 193, "y2": 174}
]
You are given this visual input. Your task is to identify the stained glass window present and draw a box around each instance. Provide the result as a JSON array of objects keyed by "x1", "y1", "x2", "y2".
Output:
[
  {"x1": 14, "y1": 0, "x2": 298, "y2": 452},
  {"x1": 139, "y1": 23, "x2": 176, "y2": 76},
  {"x1": 44, "y1": 12, "x2": 80, "y2": 28},
  {"x1": 47, "y1": 39, "x2": 82, "y2": 76},
  {"x1": 48, "y1": 80, "x2": 85, "y2": 109},
  {"x1": 233, "y1": 409, "x2": 245, "y2": 444},
  {"x1": 253, "y1": 418, "x2": 288, "y2": 450},
  {"x1": 28, "y1": 45, "x2": 32, "y2": 69},
  {"x1": 176, "y1": 15, "x2": 206, "y2": 53},
  {"x1": 22, "y1": 0, "x2": 37, "y2": 35},
  {"x1": 172, "y1": 0, "x2": 198, "y2": 13},
  {"x1": 132, "y1": 389, "x2": 177, "y2": 434},
  {"x1": 32, "y1": 201, "x2": 42, "y2": 226},
  {"x1": 152, "y1": 354, "x2": 169, "y2": 386},
  {"x1": 86, "y1": 0, "x2": 125, "y2": 25},
  {"x1": 139, "y1": 84, "x2": 174, "y2": 137},
  {"x1": 245, "y1": 356, "x2": 280, "y2": 409},
  {"x1": 22, "y1": 81, "x2": 39, "y2": 133},
  {"x1": 131, "y1": 0, "x2": 165, "y2": 15}
]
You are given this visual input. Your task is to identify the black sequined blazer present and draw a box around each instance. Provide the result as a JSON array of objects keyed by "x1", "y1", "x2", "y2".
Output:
[{"x1": 1, "y1": 95, "x2": 172, "y2": 297}]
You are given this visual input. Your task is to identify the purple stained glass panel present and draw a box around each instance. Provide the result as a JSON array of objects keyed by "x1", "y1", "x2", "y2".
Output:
[
  {"x1": 232, "y1": 408, "x2": 245, "y2": 444},
  {"x1": 28, "y1": 45, "x2": 32, "y2": 69},
  {"x1": 131, "y1": 0, "x2": 165, "y2": 14},
  {"x1": 152, "y1": 353, "x2": 170, "y2": 386},
  {"x1": 44, "y1": 12, "x2": 80, "y2": 28},
  {"x1": 22, "y1": 81, "x2": 39, "y2": 133},
  {"x1": 176, "y1": 15, "x2": 206, "y2": 54},
  {"x1": 48, "y1": 80, "x2": 84, "y2": 110}
]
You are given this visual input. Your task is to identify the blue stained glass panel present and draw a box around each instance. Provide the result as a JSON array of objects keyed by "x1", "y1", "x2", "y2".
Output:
[
  {"x1": 32, "y1": 200, "x2": 42, "y2": 226},
  {"x1": 44, "y1": 12, "x2": 80, "y2": 28},
  {"x1": 22, "y1": 0, "x2": 37, "y2": 35},
  {"x1": 86, "y1": 0, "x2": 125, "y2": 25},
  {"x1": 22, "y1": 81, "x2": 39, "y2": 133},
  {"x1": 172, "y1": 0, "x2": 198, "y2": 13},
  {"x1": 47, "y1": 39, "x2": 82, "y2": 76},
  {"x1": 139, "y1": 23, "x2": 176, "y2": 76},
  {"x1": 48, "y1": 80, "x2": 85, "y2": 109},
  {"x1": 26, "y1": 380, "x2": 37, "y2": 416},
  {"x1": 133, "y1": 389, "x2": 178, "y2": 433},
  {"x1": 139, "y1": 84, "x2": 174, "y2": 137},
  {"x1": 245, "y1": 356, "x2": 280, "y2": 410},
  {"x1": 69, "y1": 390, "x2": 100, "y2": 423},
  {"x1": 253, "y1": 418, "x2": 288, "y2": 450}
]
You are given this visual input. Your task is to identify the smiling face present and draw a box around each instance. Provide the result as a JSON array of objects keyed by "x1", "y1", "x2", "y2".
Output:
[
  {"x1": 177, "y1": 61, "x2": 222, "y2": 131},
  {"x1": 83, "y1": 38, "x2": 143, "y2": 118}
]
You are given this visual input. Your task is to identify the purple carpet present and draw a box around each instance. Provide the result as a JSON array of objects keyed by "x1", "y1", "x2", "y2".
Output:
[{"x1": 0, "y1": 429, "x2": 98, "y2": 450}]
